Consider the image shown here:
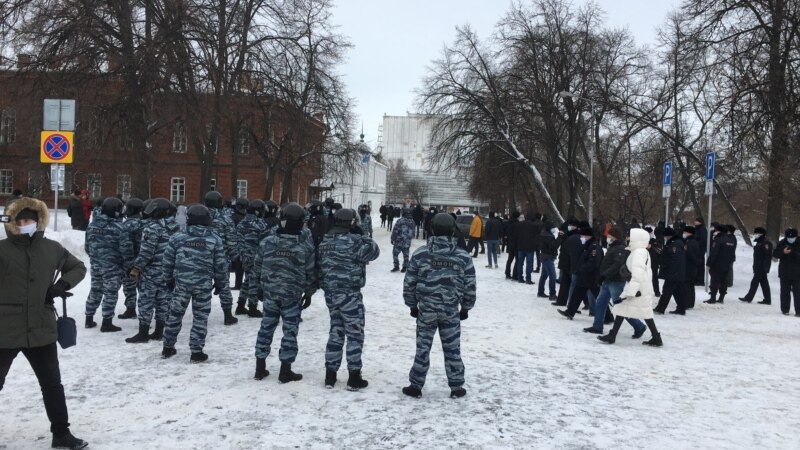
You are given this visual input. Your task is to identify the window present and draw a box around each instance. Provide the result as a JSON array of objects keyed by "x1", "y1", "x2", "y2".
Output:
[
  {"x1": 236, "y1": 179, "x2": 247, "y2": 199},
  {"x1": 238, "y1": 128, "x2": 250, "y2": 155},
  {"x1": 171, "y1": 177, "x2": 186, "y2": 203},
  {"x1": 205, "y1": 124, "x2": 218, "y2": 154},
  {"x1": 118, "y1": 120, "x2": 133, "y2": 151},
  {"x1": 0, "y1": 169, "x2": 12, "y2": 195},
  {"x1": 172, "y1": 121, "x2": 187, "y2": 153},
  {"x1": 87, "y1": 174, "x2": 102, "y2": 199},
  {"x1": 209, "y1": 178, "x2": 217, "y2": 192},
  {"x1": 0, "y1": 109, "x2": 15, "y2": 144},
  {"x1": 117, "y1": 175, "x2": 131, "y2": 201},
  {"x1": 88, "y1": 112, "x2": 103, "y2": 148}
]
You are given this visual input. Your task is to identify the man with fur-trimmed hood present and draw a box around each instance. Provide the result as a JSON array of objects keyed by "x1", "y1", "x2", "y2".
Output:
[{"x1": 0, "y1": 197, "x2": 89, "y2": 449}]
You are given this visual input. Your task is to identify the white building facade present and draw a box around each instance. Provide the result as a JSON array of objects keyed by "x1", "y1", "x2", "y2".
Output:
[{"x1": 323, "y1": 152, "x2": 387, "y2": 211}]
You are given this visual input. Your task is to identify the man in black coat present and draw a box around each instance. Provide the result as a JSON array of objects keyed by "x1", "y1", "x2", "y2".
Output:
[
  {"x1": 683, "y1": 226, "x2": 703, "y2": 309},
  {"x1": 705, "y1": 224, "x2": 737, "y2": 304},
  {"x1": 505, "y1": 212, "x2": 521, "y2": 280},
  {"x1": 559, "y1": 226, "x2": 603, "y2": 319},
  {"x1": 412, "y1": 204, "x2": 424, "y2": 239},
  {"x1": 773, "y1": 228, "x2": 800, "y2": 315},
  {"x1": 531, "y1": 213, "x2": 544, "y2": 273},
  {"x1": 740, "y1": 226, "x2": 773, "y2": 305},
  {"x1": 537, "y1": 223, "x2": 559, "y2": 299},
  {"x1": 516, "y1": 214, "x2": 538, "y2": 284},
  {"x1": 484, "y1": 212, "x2": 503, "y2": 268},
  {"x1": 553, "y1": 220, "x2": 580, "y2": 306},
  {"x1": 654, "y1": 227, "x2": 688, "y2": 314},
  {"x1": 694, "y1": 217, "x2": 709, "y2": 262}
]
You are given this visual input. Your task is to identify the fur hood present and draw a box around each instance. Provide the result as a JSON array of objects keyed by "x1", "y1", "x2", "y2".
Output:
[{"x1": 3, "y1": 197, "x2": 50, "y2": 235}]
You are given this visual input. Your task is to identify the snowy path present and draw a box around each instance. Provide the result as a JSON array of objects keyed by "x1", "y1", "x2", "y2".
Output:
[{"x1": 2, "y1": 220, "x2": 799, "y2": 449}]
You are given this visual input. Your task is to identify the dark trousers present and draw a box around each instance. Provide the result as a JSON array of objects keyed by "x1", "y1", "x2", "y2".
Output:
[
  {"x1": 565, "y1": 284, "x2": 598, "y2": 316},
  {"x1": 743, "y1": 271, "x2": 771, "y2": 303},
  {"x1": 651, "y1": 267, "x2": 661, "y2": 295},
  {"x1": 0, "y1": 343, "x2": 70, "y2": 435},
  {"x1": 505, "y1": 247, "x2": 519, "y2": 278},
  {"x1": 655, "y1": 279, "x2": 686, "y2": 312},
  {"x1": 684, "y1": 282, "x2": 696, "y2": 309},
  {"x1": 467, "y1": 237, "x2": 480, "y2": 257},
  {"x1": 554, "y1": 268, "x2": 572, "y2": 306},
  {"x1": 232, "y1": 259, "x2": 244, "y2": 289},
  {"x1": 709, "y1": 269, "x2": 730, "y2": 301},
  {"x1": 779, "y1": 278, "x2": 800, "y2": 314}
]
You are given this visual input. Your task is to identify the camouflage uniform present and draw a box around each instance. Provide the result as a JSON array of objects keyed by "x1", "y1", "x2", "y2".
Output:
[
  {"x1": 253, "y1": 230, "x2": 317, "y2": 362},
  {"x1": 162, "y1": 225, "x2": 227, "y2": 352},
  {"x1": 391, "y1": 217, "x2": 416, "y2": 269},
  {"x1": 85, "y1": 214, "x2": 133, "y2": 319},
  {"x1": 209, "y1": 208, "x2": 240, "y2": 310},
  {"x1": 237, "y1": 214, "x2": 269, "y2": 308},
  {"x1": 403, "y1": 236, "x2": 476, "y2": 389},
  {"x1": 318, "y1": 232, "x2": 380, "y2": 371},
  {"x1": 121, "y1": 216, "x2": 144, "y2": 310},
  {"x1": 361, "y1": 215, "x2": 373, "y2": 238},
  {"x1": 134, "y1": 219, "x2": 174, "y2": 328}
]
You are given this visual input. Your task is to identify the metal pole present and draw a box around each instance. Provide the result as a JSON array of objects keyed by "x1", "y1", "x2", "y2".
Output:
[
  {"x1": 54, "y1": 102, "x2": 61, "y2": 231},
  {"x1": 705, "y1": 187, "x2": 713, "y2": 291},
  {"x1": 588, "y1": 101, "x2": 595, "y2": 225},
  {"x1": 665, "y1": 196, "x2": 670, "y2": 228}
]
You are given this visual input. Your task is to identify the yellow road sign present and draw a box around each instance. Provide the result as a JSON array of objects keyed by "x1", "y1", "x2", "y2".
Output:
[{"x1": 40, "y1": 131, "x2": 74, "y2": 164}]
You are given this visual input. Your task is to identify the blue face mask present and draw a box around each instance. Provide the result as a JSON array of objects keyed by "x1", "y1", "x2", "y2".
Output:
[
  {"x1": 788, "y1": 237, "x2": 797, "y2": 244},
  {"x1": 580, "y1": 237, "x2": 588, "y2": 245},
  {"x1": 19, "y1": 223, "x2": 37, "y2": 236}
]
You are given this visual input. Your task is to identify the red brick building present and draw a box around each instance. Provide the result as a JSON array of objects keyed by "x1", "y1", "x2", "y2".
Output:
[{"x1": 0, "y1": 66, "x2": 323, "y2": 207}]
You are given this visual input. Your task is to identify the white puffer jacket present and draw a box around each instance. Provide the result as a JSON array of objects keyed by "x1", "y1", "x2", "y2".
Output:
[{"x1": 613, "y1": 228, "x2": 655, "y2": 320}]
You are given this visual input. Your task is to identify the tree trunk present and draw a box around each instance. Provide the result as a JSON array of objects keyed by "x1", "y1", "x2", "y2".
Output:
[{"x1": 279, "y1": 168, "x2": 293, "y2": 204}]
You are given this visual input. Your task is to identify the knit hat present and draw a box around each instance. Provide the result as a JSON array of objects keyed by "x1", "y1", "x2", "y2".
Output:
[
  {"x1": 579, "y1": 226, "x2": 594, "y2": 237},
  {"x1": 14, "y1": 208, "x2": 38, "y2": 222},
  {"x1": 608, "y1": 226, "x2": 624, "y2": 240},
  {"x1": 754, "y1": 227, "x2": 766, "y2": 235},
  {"x1": 663, "y1": 227, "x2": 676, "y2": 237},
  {"x1": 683, "y1": 225, "x2": 695, "y2": 234}
]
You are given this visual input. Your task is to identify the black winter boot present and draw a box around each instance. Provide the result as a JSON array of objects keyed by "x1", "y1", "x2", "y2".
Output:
[
  {"x1": 391, "y1": 266, "x2": 400, "y2": 273},
  {"x1": 235, "y1": 300, "x2": 248, "y2": 315},
  {"x1": 125, "y1": 324, "x2": 150, "y2": 343},
  {"x1": 278, "y1": 362, "x2": 303, "y2": 383},
  {"x1": 325, "y1": 369, "x2": 337, "y2": 388},
  {"x1": 247, "y1": 304, "x2": 263, "y2": 318},
  {"x1": 118, "y1": 307, "x2": 137, "y2": 319},
  {"x1": 223, "y1": 308, "x2": 238, "y2": 325},
  {"x1": 190, "y1": 352, "x2": 209, "y2": 363},
  {"x1": 346, "y1": 369, "x2": 368, "y2": 391},
  {"x1": 598, "y1": 316, "x2": 624, "y2": 344},
  {"x1": 643, "y1": 333, "x2": 663, "y2": 347},
  {"x1": 100, "y1": 318, "x2": 121, "y2": 332},
  {"x1": 51, "y1": 430, "x2": 88, "y2": 449},
  {"x1": 402, "y1": 386, "x2": 422, "y2": 398},
  {"x1": 401, "y1": 266, "x2": 407, "y2": 273},
  {"x1": 161, "y1": 346, "x2": 177, "y2": 359},
  {"x1": 148, "y1": 321, "x2": 164, "y2": 341},
  {"x1": 85, "y1": 316, "x2": 97, "y2": 329},
  {"x1": 254, "y1": 358, "x2": 269, "y2": 380},
  {"x1": 450, "y1": 387, "x2": 467, "y2": 398}
]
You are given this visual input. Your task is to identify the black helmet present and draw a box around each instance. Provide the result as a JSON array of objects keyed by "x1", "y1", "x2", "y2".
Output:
[
  {"x1": 204, "y1": 191, "x2": 223, "y2": 209},
  {"x1": 402, "y1": 207, "x2": 412, "y2": 218},
  {"x1": 306, "y1": 200, "x2": 323, "y2": 216},
  {"x1": 186, "y1": 204, "x2": 212, "y2": 226},
  {"x1": 141, "y1": 199, "x2": 153, "y2": 219},
  {"x1": 248, "y1": 199, "x2": 266, "y2": 218},
  {"x1": 226, "y1": 197, "x2": 236, "y2": 208},
  {"x1": 124, "y1": 198, "x2": 144, "y2": 217},
  {"x1": 101, "y1": 197, "x2": 124, "y2": 218},
  {"x1": 358, "y1": 204, "x2": 369, "y2": 218},
  {"x1": 324, "y1": 197, "x2": 335, "y2": 208},
  {"x1": 234, "y1": 198, "x2": 249, "y2": 214},
  {"x1": 432, "y1": 213, "x2": 456, "y2": 237},
  {"x1": 280, "y1": 202, "x2": 305, "y2": 233},
  {"x1": 334, "y1": 208, "x2": 356, "y2": 228},
  {"x1": 265, "y1": 200, "x2": 279, "y2": 217},
  {"x1": 144, "y1": 198, "x2": 171, "y2": 219}
]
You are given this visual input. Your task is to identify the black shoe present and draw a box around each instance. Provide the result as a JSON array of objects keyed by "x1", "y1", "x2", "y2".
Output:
[
  {"x1": 162, "y1": 346, "x2": 177, "y2": 359},
  {"x1": 525, "y1": 281, "x2": 534, "y2": 285},
  {"x1": 505, "y1": 274, "x2": 511, "y2": 279},
  {"x1": 757, "y1": 300, "x2": 771, "y2": 305},
  {"x1": 325, "y1": 369, "x2": 337, "y2": 388},
  {"x1": 603, "y1": 318, "x2": 614, "y2": 325},
  {"x1": 254, "y1": 358, "x2": 269, "y2": 380},
  {"x1": 223, "y1": 308, "x2": 238, "y2": 325},
  {"x1": 653, "y1": 309, "x2": 665, "y2": 315},
  {"x1": 597, "y1": 332, "x2": 616, "y2": 344},
  {"x1": 402, "y1": 386, "x2": 422, "y2": 398},
  {"x1": 654, "y1": 292, "x2": 661, "y2": 297},
  {"x1": 783, "y1": 312, "x2": 790, "y2": 316},
  {"x1": 278, "y1": 362, "x2": 303, "y2": 383},
  {"x1": 51, "y1": 431, "x2": 88, "y2": 449},
  {"x1": 100, "y1": 318, "x2": 121, "y2": 332},
  {"x1": 85, "y1": 316, "x2": 97, "y2": 329},
  {"x1": 551, "y1": 302, "x2": 567, "y2": 307},
  {"x1": 450, "y1": 387, "x2": 467, "y2": 398},
  {"x1": 148, "y1": 321, "x2": 164, "y2": 341},
  {"x1": 235, "y1": 301, "x2": 248, "y2": 316},
  {"x1": 401, "y1": 266, "x2": 407, "y2": 273},
  {"x1": 668, "y1": 310, "x2": 686, "y2": 316},
  {"x1": 391, "y1": 267, "x2": 400, "y2": 272},
  {"x1": 739, "y1": 297, "x2": 752, "y2": 303},
  {"x1": 583, "y1": 327, "x2": 602, "y2": 334},
  {"x1": 231, "y1": 285, "x2": 241, "y2": 291},
  {"x1": 471, "y1": 254, "x2": 478, "y2": 258},
  {"x1": 632, "y1": 328, "x2": 646, "y2": 339},
  {"x1": 557, "y1": 309, "x2": 573, "y2": 320},
  {"x1": 643, "y1": 333, "x2": 663, "y2": 347},
  {"x1": 537, "y1": 293, "x2": 549, "y2": 298},
  {"x1": 346, "y1": 369, "x2": 368, "y2": 391},
  {"x1": 549, "y1": 295, "x2": 558, "y2": 301},
  {"x1": 581, "y1": 305, "x2": 589, "y2": 310},
  {"x1": 247, "y1": 304, "x2": 263, "y2": 318},
  {"x1": 125, "y1": 324, "x2": 150, "y2": 343},
  {"x1": 703, "y1": 298, "x2": 717, "y2": 304},
  {"x1": 190, "y1": 352, "x2": 209, "y2": 363},
  {"x1": 118, "y1": 307, "x2": 137, "y2": 319}
]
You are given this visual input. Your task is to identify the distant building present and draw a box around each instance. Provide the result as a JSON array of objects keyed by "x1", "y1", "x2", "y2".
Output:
[{"x1": 321, "y1": 140, "x2": 387, "y2": 210}]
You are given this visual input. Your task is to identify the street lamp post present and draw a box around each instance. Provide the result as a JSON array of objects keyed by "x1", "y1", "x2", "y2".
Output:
[{"x1": 559, "y1": 91, "x2": 596, "y2": 225}]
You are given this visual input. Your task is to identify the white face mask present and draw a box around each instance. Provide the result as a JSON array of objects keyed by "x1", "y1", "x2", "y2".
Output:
[
  {"x1": 683, "y1": 233, "x2": 690, "y2": 240},
  {"x1": 19, "y1": 223, "x2": 37, "y2": 236},
  {"x1": 788, "y1": 237, "x2": 797, "y2": 244},
  {"x1": 550, "y1": 227, "x2": 558, "y2": 235},
  {"x1": 753, "y1": 233, "x2": 763, "y2": 240},
  {"x1": 518, "y1": 216, "x2": 525, "y2": 222},
  {"x1": 568, "y1": 225, "x2": 576, "y2": 231},
  {"x1": 580, "y1": 237, "x2": 588, "y2": 244},
  {"x1": 607, "y1": 236, "x2": 615, "y2": 244}
]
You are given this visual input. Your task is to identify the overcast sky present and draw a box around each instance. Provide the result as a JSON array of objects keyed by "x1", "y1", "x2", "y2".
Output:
[{"x1": 331, "y1": 0, "x2": 682, "y2": 147}]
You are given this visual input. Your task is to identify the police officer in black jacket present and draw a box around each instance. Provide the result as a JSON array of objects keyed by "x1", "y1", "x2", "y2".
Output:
[
  {"x1": 654, "y1": 227, "x2": 687, "y2": 315},
  {"x1": 558, "y1": 226, "x2": 603, "y2": 319},
  {"x1": 740, "y1": 227, "x2": 773, "y2": 305},
  {"x1": 553, "y1": 219, "x2": 580, "y2": 306},
  {"x1": 705, "y1": 225, "x2": 737, "y2": 304},
  {"x1": 773, "y1": 228, "x2": 800, "y2": 315},
  {"x1": 505, "y1": 212, "x2": 522, "y2": 280},
  {"x1": 683, "y1": 226, "x2": 703, "y2": 309}
]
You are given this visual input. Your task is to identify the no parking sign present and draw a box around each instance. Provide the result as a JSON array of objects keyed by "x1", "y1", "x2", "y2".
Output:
[{"x1": 40, "y1": 131, "x2": 74, "y2": 164}]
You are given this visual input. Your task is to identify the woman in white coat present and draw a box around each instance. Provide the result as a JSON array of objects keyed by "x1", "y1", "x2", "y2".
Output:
[{"x1": 598, "y1": 228, "x2": 663, "y2": 346}]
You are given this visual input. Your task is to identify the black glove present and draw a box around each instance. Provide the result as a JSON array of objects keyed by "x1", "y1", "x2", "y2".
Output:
[
  {"x1": 166, "y1": 279, "x2": 175, "y2": 290},
  {"x1": 46, "y1": 280, "x2": 72, "y2": 304},
  {"x1": 410, "y1": 307, "x2": 419, "y2": 318},
  {"x1": 351, "y1": 225, "x2": 364, "y2": 235},
  {"x1": 213, "y1": 283, "x2": 223, "y2": 295},
  {"x1": 302, "y1": 294, "x2": 312, "y2": 310},
  {"x1": 459, "y1": 309, "x2": 469, "y2": 321}
]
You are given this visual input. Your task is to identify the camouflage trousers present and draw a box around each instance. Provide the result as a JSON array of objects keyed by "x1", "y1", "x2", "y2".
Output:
[
  {"x1": 254, "y1": 293, "x2": 301, "y2": 362},
  {"x1": 84, "y1": 262, "x2": 124, "y2": 320},
  {"x1": 408, "y1": 309, "x2": 465, "y2": 389},
  {"x1": 122, "y1": 275, "x2": 137, "y2": 310},
  {"x1": 324, "y1": 290, "x2": 365, "y2": 371},
  {"x1": 241, "y1": 258, "x2": 259, "y2": 308},
  {"x1": 218, "y1": 260, "x2": 235, "y2": 310},
  {"x1": 163, "y1": 285, "x2": 212, "y2": 353},
  {"x1": 137, "y1": 265, "x2": 170, "y2": 328},
  {"x1": 392, "y1": 246, "x2": 410, "y2": 269}
]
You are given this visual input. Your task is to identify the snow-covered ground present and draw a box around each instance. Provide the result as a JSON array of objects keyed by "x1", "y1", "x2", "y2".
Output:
[{"x1": 2, "y1": 211, "x2": 799, "y2": 449}]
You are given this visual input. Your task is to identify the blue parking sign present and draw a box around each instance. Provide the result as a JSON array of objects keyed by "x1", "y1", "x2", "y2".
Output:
[
  {"x1": 663, "y1": 161, "x2": 672, "y2": 186},
  {"x1": 706, "y1": 152, "x2": 715, "y2": 180}
]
